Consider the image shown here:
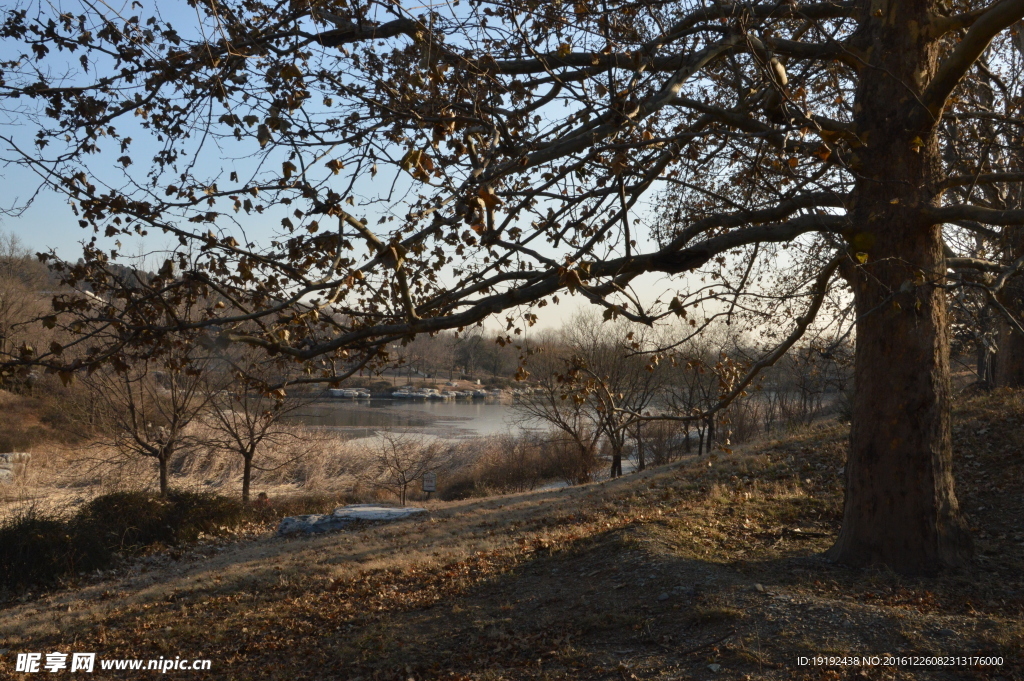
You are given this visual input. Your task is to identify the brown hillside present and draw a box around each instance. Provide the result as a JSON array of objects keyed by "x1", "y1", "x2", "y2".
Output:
[{"x1": 0, "y1": 392, "x2": 1022, "y2": 680}]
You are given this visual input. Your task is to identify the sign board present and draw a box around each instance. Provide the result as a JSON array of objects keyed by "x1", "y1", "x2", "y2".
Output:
[{"x1": 422, "y1": 472, "x2": 437, "y2": 493}]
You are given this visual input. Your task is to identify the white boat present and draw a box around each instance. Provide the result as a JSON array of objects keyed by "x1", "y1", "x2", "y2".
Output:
[
  {"x1": 328, "y1": 388, "x2": 367, "y2": 398},
  {"x1": 334, "y1": 388, "x2": 371, "y2": 398}
]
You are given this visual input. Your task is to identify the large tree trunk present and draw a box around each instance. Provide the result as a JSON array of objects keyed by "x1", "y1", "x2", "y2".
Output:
[
  {"x1": 827, "y1": 1, "x2": 972, "y2": 573},
  {"x1": 995, "y1": 231, "x2": 1024, "y2": 386},
  {"x1": 995, "y1": 312, "x2": 1024, "y2": 387}
]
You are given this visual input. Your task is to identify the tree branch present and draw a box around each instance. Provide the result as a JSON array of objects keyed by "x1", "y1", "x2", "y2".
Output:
[
  {"x1": 314, "y1": 18, "x2": 421, "y2": 47},
  {"x1": 922, "y1": 0, "x2": 1024, "y2": 123},
  {"x1": 942, "y1": 171, "x2": 1024, "y2": 189},
  {"x1": 617, "y1": 254, "x2": 843, "y2": 423},
  {"x1": 925, "y1": 204, "x2": 1024, "y2": 225}
]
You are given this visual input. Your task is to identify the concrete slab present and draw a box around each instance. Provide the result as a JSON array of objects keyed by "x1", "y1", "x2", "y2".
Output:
[{"x1": 276, "y1": 504, "x2": 427, "y2": 536}]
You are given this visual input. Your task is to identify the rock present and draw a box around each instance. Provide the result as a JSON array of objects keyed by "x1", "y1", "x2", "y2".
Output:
[
  {"x1": 754, "y1": 583, "x2": 765, "y2": 592},
  {"x1": 277, "y1": 514, "x2": 353, "y2": 536},
  {"x1": 657, "y1": 592, "x2": 670, "y2": 601},
  {"x1": 0, "y1": 452, "x2": 30, "y2": 484},
  {"x1": 331, "y1": 504, "x2": 428, "y2": 521},
  {"x1": 707, "y1": 663, "x2": 721, "y2": 672},
  {"x1": 277, "y1": 504, "x2": 427, "y2": 536},
  {"x1": 936, "y1": 628, "x2": 957, "y2": 638}
]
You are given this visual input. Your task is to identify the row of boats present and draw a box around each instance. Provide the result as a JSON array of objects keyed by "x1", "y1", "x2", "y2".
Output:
[
  {"x1": 325, "y1": 388, "x2": 373, "y2": 399},
  {"x1": 325, "y1": 387, "x2": 505, "y2": 400},
  {"x1": 392, "y1": 387, "x2": 503, "y2": 400}
]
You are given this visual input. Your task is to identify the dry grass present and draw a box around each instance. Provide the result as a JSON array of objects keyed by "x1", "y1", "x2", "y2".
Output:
[
  {"x1": 0, "y1": 392, "x2": 1022, "y2": 680},
  {"x1": 0, "y1": 409, "x2": 371, "y2": 519}
]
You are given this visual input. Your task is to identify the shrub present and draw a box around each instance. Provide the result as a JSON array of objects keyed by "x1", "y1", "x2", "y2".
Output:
[
  {"x1": 641, "y1": 420, "x2": 686, "y2": 466},
  {"x1": 164, "y1": 491, "x2": 244, "y2": 543},
  {"x1": 0, "y1": 490, "x2": 248, "y2": 594},
  {"x1": 0, "y1": 510, "x2": 109, "y2": 591},
  {"x1": 540, "y1": 434, "x2": 600, "y2": 485},
  {"x1": 475, "y1": 433, "x2": 545, "y2": 493},
  {"x1": 438, "y1": 475, "x2": 485, "y2": 501},
  {"x1": 77, "y1": 491, "x2": 243, "y2": 553},
  {"x1": 250, "y1": 493, "x2": 357, "y2": 522},
  {"x1": 0, "y1": 425, "x2": 50, "y2": 453}
]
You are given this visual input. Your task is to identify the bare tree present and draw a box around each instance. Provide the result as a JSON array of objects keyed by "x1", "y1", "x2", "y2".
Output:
[
  {"x1": 560, "y1": 315, "x2": 665, "y2": 478},
  {"x1": 513, "y1": 335, "x2": 603, "y2": 485},
  {"x1": 362, "y1": 431, "x2": 450, "y2": 506},
  {"x1": 204, "y1": 354, "x2": 307, "y2": 502},
  {"x1": 0, "y1": 231, "x2": 49, "y2": 364},
  {"x1": 663, "y1": 335, "x2": 725, "y2": 456},
  {"x1": 84, "y1": 355, "x2": 212, "y2": 496}
]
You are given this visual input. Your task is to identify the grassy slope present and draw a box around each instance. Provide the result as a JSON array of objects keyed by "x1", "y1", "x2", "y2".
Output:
[{"x1": 1, "y1": 392, "x2": 1022, "y2": 681}]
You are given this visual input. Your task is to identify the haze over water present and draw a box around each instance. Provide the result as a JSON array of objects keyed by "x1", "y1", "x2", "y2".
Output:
[{"x1": 289, "y1": 398, "x2": 538, "y2": 440}]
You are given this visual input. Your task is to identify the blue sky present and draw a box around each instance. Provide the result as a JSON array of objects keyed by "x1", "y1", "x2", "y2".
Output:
[{"x1": 0, "y1": 0, "x2": 765, "y2": 336}]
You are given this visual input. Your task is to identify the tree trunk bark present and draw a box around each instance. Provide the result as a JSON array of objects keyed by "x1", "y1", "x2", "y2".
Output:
[
  {"x1": 977, "y1": 335, "x2": 996, "y2": 389},
  {"x1": 242, "y1": 453, "x2": 253, "y2": 504},
  {"x1": 995, "y1": 236, "x2": 1024, "y2": 386},
  {"x1": 827, "y1": 1, "x2": 972, "y2": 574},
  {"x1": 996, "y1": 315, "x2": 1024, "y2": 387},
  {"x1": 158, "y1": 453, "x2": 169, "y2": 497},
  {"x1": 636, "y1": 424, "x2": 646, "y2": 472}
]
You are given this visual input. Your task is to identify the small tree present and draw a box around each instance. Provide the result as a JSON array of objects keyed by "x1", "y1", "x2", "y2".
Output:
[
  {"x1": 84, "y1": 355, "x2": 211, "y2": 496},
  {"x1": 662, "y1": 332, "x2": 735, "y2": 456},
  {"x1": 562, "y1": 315, "x2": 665, "y2": 478},
  {"x1": 205, "y1": 355, "x2": 306, "y2": 503},
  {"x1": 513, "y1": 341, "x2": 602, "y2": 485},
  {"x1": 363, "y1": 431, "x2": 450, "y2": 506}
]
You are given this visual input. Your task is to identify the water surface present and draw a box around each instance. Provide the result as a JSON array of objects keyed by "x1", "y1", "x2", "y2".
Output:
[{"x1": 290, "y1": 398, "x2": 535, "y2": 439}]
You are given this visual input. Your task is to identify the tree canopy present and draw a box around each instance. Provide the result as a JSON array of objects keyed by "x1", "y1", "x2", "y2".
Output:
[{"x1": 4, "y1": 0, "x2": 1024, "y2": 573}]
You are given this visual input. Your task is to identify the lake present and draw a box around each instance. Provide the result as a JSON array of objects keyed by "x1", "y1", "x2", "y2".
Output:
[{"x1": 289, "y1": 398, "x2": 538, "y2": 440}]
